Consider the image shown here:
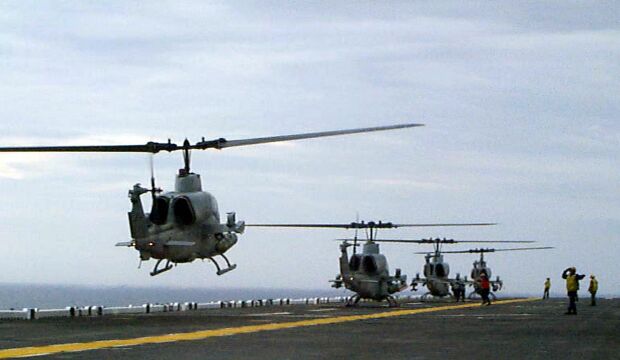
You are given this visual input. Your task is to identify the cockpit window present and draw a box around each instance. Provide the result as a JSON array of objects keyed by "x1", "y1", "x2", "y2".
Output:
[
  {"x1": 149, "y1": 197, "x2": 169, "y2": 225},
  {"x1": 362, "y1": 256, "x2": 378, "y2": 274},
  {"x1": 173, "y1": 196, "x2": 196, "y2": 226},
  {"x1": 436, "y1": 264, "x2": 446, "y2": 277},
  {"x1": 425, "y1": 264, "x2": 435, "y2": 277},
  {"x1": 349, "y1": 255, "x2": 361, "y2": 271}
]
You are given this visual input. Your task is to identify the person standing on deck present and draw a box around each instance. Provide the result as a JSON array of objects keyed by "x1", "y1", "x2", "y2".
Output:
[
  {"x1": 543, "y1": 278, "x2": 551, "y2": 299},
  {"x1": 588, "y1": 275, "x2": 598, "y2": 306},
  {"x1": 479, "y1": 271, "x2": 491, "y2": 306},
  {"x1": 562, "y1": 267, "x2": 585, "y2": 315}
]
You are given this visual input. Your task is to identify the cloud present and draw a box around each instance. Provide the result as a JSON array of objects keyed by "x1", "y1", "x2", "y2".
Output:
[
  {"x1": 0, "y1": 1, "x2": 618, "y2": 295},
  {"x1": 365, "y1": 178, "x2": 460, "y2": 191}
]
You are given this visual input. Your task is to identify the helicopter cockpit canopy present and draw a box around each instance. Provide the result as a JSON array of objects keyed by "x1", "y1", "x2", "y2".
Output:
[
  {"x1": 349, "y1": 255, "x2": 361, "y2": 271},
  {"x1": 472, "y1": 267, "x2": 491, "y2": 279},
  {"x1": 149, "y1": 196, "x2": 170, "y2": 225},
  {"x1": 424, "y1": 263, "x2": 434, "y2": 277},
  {"x1": 435, "y1": 263, "x2": 449, "y2": 277},
  {"x1": 172, "y1": 196, "x2": 196, "y2": 225},
  {"x1": 148, "y1": 192, "x2": 219, "y2": 226},
  {"x1": 362, "y1": 256, "x2": 378, "y2": 274},
  {"x1": 349, "y1": 254, "x2": 387, "y2": 275},
  {"x1": 424, "y1": 262, "x2": 449, "y2": 277}
]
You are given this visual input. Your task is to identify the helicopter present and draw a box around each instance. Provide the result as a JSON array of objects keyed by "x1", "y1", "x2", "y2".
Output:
[
  {"x1": 248, "y1": 221, "x2": 495, "y2": 306},
  {"x1": 0, "y1": 123, "x2": 422, "y2": 277},
  {"x1": 440, "y1": 247, "x2": 553, "y2": 300},
  {"x1": 372, "y1": 238, "x2": 534, "y2": 300}
]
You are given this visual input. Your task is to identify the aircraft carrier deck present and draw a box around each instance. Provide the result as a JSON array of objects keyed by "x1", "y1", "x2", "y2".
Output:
[{"x1": 0, "y1": 298, "x2": 617, "y2": 359}]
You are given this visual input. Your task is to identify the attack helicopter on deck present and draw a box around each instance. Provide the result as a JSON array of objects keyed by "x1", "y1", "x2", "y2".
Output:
[
  {"x1": 0, "y1": 124, "x2": 422, "y2": 276},
  {"x1": 248, "y1": 221, "x2": 494, "y2": 306},
  {"x1": 372, "y1": 238, "x2": 534, "y2": 300},
  {"x1": 440, "y1": 246, "x2": 553, "y2": 300}
]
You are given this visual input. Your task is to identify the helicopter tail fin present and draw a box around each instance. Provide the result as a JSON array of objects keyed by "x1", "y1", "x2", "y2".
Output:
[
  {"x1": 128, "y1": 210, "x2": 149, "y2": 239},
  {"x1": 127, "y1": 184, "x2": 149, "y2": 239}
]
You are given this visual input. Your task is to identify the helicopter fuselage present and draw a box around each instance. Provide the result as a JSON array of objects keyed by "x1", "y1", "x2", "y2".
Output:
[
  {"x1": 469, "y1": 258, "x2": 502, "y2": 297},
  {"x1": 122, "y1": 172, "x2": 245, "y2": 276},
  {"x1": 411, "y1": 254, "x2": 463, "y2": 298},
  {"x1": 423, "y1": 278, "x2": 452, "y2": 297},
  {"x1": 134, "y1": 224, "x2": 238, "y2": 263},
  {"x1": 333, "y1": 242, "x2": 406, "y2": 304}
]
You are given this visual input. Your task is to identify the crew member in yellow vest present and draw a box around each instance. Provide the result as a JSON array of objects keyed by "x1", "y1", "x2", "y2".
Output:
[
  {"x1": 543, "y1": 278, "x2": 551, "y2": 299},
  {"x1": 588, "y1": 275, "x2": 598, "y2": 306},
  {"x1": 562, "y1": 267, "x2": 585, "y2": 315}
]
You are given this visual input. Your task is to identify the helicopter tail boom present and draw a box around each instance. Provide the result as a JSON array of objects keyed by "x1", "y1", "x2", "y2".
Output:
[{"x1": 128, "y1": 184, "x2": 149, "y2": 239}]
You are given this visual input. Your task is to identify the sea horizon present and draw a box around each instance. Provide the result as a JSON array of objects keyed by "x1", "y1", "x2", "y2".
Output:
[{"x1": 0, "y1": 282, "x2": 616, "y2": 310}]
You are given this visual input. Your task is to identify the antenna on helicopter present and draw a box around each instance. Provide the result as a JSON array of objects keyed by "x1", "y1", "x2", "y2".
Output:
[{"x1": 353, "y1": 212, "x2": 360, "y2": 255}]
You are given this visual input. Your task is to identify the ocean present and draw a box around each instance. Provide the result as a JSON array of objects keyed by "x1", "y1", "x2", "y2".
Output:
[
  {"x1": 0, "y1": 283, "x2": 345, "y2": 310},
  {"x1": 2, "y1": 283, "x2": 613, "y2": 310}
]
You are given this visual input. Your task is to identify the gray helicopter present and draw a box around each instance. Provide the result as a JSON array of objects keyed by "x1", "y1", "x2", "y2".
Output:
[
  {"x1": 333, "y1": 221, "x2": 408, "y2": 307},
  {"x1": 0, "y1": 124, "x2": 422, "y2": 276},
  {"x1": 440, "y1": 247, "x2": 553, "y2": 300},
  {"x1": 373, "y1": 238, "x2": 534, "y2": 300},
  {"x1": 248, "y1": 221, "x2": 495, "y2": 306}
]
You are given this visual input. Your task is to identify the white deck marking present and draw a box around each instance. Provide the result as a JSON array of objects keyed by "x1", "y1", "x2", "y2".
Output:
[{"x1": 244, "y1": 312, "x2": 291, "y2": 317}]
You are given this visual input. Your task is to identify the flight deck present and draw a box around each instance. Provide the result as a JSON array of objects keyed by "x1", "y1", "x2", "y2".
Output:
[{"x1": 0, "y1": 298, "x2": 617, "y2": 359}]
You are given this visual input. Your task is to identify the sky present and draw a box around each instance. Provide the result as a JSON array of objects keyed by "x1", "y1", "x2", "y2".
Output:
[{"x1": 0, "y1": 1, "x2": 618, "y2": 297}]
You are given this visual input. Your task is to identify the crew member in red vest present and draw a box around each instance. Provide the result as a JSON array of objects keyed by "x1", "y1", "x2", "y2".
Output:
[{"x1": 479, "y1": 271, "x2": 491, "y2": 306}]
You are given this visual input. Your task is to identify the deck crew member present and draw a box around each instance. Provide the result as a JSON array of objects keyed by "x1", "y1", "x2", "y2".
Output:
[
  {"x1": 543, "y1": 278, "x2": 551, "y2": 299},
  {"x1": 588, "y1": 275, "x2": 598, "y2": 306},
  {"x1": 452, "y1": 278, "x2": 466, "y2": 302},
  {"x1": 479, "y1": 271, "x2": 491, "y2": 306},
  {"x1": 562, "y1": 267, "x2": 585, "y2": 315}
]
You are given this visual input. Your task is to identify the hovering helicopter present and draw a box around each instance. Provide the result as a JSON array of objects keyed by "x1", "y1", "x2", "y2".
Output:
[
  {"x1": 248, "y1": 221, "x2": 495, "y2": 306},
  {"x1": 440, "y1": 247, "x2": 554, "y2": 300},
  {"x1": 0, "y1": 124, "x2": 422, "y2": 276},
  {"x1": 372, "y1": 238, "x2": 534, "y2": 300}
]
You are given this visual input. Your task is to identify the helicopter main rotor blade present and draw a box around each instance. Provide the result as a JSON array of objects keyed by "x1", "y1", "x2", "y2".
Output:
[
  {"x1": 247, "y1": 222, "x2": 496, "y2": 229},
  {"x1": 0, "y1": 123, "x2": 422, "y2": 153},
  {"x1": 248, "y1": 224, "x2": 366, "y2": 229},
  {"x1": 370, "y1": 239, "x2": 534, "y2": 244},
  {"x1": 393, "y1": 223, "x2": 497, "y2": 227},
  {"x1": 0, "y1": 142, "x2": 179, "y2": 153},
  {"x1": 440, "y1": 246, "x2": 554, "y2": 254},
  {"x1": 191, "y1": 123, "x2": 423, "y2": 150}
]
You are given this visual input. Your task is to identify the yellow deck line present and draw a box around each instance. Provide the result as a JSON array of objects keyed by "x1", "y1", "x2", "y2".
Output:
[{"x1": 0, "y1": 298, "x2": 537, "y2": 359}]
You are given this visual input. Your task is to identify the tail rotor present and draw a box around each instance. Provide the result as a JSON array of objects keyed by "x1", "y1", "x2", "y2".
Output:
[
  {"x1": 353, "y1": 212, "x2": 359, "y2": 254},
  {"x1": 149, "y1": 154, "x2": 162, "y2": 201}
]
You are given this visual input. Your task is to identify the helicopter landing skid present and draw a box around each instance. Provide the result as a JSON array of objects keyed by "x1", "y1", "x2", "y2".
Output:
[
  {"x1": 208, "y1": 254, "x2": 237, "y2": 276},
  {"x1": 345, "y1": 295, "x2": 361, "y2": 307},
  {"x1": 386, "y1": 295, "x2": 399, "y2": 307},
  {"x1": 420, "y1": 292, "x2": 447, "y2": 302},
  {"x1": 150, "y1": 259, "x2": 173, "y2": 276},
  {"x1": 468, "y1": 292, "x2": 498, "y2": 300}
]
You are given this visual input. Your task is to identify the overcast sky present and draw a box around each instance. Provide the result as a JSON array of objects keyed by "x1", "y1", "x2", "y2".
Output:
[{"x1": 0, "y1": 1, "x2": 618, "y2": 296}]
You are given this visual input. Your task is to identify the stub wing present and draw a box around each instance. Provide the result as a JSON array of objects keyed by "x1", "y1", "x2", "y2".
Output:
[
  {"x1": 165, "y1": 241, "x2": 195, "y2": 247},
  {"x1": 115, "y1": 241, "x2": 134, "y2": 247},
  {"x1": 410, "y1": 276, "x2": 428, "y2": 291}
]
